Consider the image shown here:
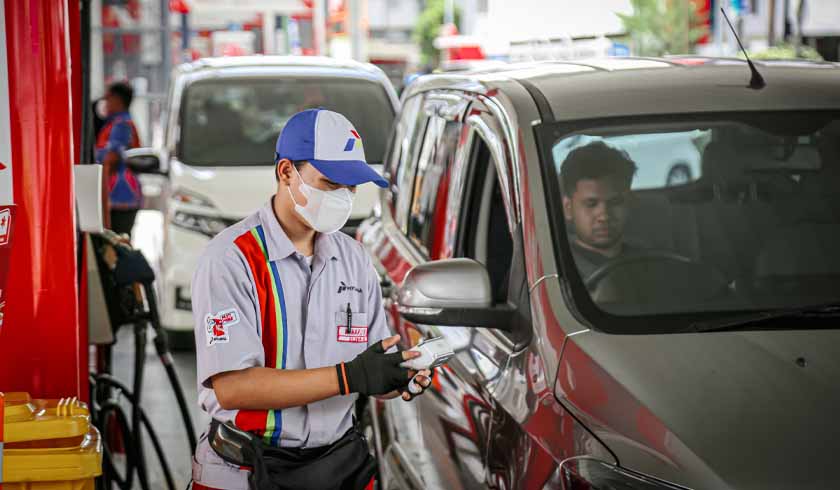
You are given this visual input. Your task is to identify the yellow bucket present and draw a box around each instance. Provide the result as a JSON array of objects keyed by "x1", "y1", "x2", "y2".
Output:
[{"x1": 1, "y1": 392, "x2": 102, "y2": 490}]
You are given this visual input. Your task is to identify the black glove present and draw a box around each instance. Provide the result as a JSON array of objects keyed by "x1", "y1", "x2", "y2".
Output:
[{"x1": 336, "y1": 340, "x2": 410, "y2": 396}]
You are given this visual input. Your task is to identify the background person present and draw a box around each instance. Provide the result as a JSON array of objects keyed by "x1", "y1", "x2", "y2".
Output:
[{"x1": 94, "y1": 81, "x2": 142, "y2": 236}]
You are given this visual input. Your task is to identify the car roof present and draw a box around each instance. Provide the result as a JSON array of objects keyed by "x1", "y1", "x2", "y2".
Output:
[
  {"x1": 405, "y1": 57, "x2": 840, "y2": 121},
  {"x1": 173, "y1": 56, "x2": 400, "y2": 108},
  {"x1": 179, "y1": 55, "x2": 383, "y2": 73},
  {"x1": 174, "y1": 56, "x2": 391, "y2": 84}
]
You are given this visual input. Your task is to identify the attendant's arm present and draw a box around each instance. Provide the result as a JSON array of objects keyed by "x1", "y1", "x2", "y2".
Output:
[{"x1": 212, "y1": 365, "x2": 340, "y2": 410}]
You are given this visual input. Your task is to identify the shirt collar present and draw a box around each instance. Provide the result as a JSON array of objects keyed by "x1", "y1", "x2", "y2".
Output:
[
  {"x1": 314, "y1": 232, "x2": 340, "y2": 261},
  {"x1": 257, "y1": 198, "x2": 340, "y2": 262},
  {"x1": 258, "y1": 200, "x2": 296, "y2": 261}
]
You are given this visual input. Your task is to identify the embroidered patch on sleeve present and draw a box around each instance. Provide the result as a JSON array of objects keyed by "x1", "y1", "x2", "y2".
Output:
[{"x1": 205, "y1": 308, "x2": 240, "y2": 346}]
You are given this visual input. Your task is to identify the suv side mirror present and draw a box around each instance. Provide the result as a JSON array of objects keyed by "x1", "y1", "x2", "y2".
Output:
[
  {"x1": 125, "y1": 147, "x2": 162, "y2": 174},
  {"x1": 396, "y1": 258, "x2": 515, "y2": 330}
]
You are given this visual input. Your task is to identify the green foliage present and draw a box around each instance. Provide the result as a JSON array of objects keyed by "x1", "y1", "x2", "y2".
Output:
[
  {"x1": 414, "y1": 0, "x2": 461, "y2": 67},
  {"x1": 617, "y1": 0, "x2": 709, "y2": 56},
  {"x1": 744, "y1": 43, "x2": 823, "y2": 61}
]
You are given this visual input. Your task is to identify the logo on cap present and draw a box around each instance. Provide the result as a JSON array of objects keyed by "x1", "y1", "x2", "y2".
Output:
[{"x1": 343, "y1": 130, "x2": 361, "y2": 152}]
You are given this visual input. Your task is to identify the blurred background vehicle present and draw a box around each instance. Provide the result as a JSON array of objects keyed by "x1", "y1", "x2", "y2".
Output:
[{"x1": 127, "y1": 56, "x2": 399, "y2": 346}]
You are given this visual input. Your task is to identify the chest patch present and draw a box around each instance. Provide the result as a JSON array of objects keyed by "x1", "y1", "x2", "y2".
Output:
[
  {"x1": 205, "y1": 308, "x2": 240, "y2": 346},
  {"x1": 337, "y1": 326, "x2": 368, "y2": 343}
]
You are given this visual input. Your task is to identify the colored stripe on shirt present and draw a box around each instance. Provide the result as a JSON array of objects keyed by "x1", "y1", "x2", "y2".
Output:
[
  {"x1": 253, "y1": 225, "x2": 288, "y2": 446},
  {"x1": 232, "y1": 225, "x2": 288, "y2": 445}
]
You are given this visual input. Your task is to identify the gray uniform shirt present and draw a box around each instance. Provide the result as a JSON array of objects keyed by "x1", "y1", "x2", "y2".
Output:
[{"x1": 191, "y1": 199, "x2": 391, "y2": 487}]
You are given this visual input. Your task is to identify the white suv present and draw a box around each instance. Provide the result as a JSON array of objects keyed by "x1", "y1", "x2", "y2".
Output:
[{"x1": 129, "y1": 56, "x2": 399, "y2": 345}]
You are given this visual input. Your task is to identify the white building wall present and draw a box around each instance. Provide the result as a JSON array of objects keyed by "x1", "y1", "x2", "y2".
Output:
[
  {"x1": 484, "y1": 0, "x2": 631, "y2": 41},
  {"x1": 800, "y1": 0, "x2": 840, "y2": 36},
  {"x1": 472, "y1": 0, "x2": 631, "y2": 58}
]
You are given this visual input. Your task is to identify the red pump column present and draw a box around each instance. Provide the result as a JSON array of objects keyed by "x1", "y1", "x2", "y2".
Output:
[{"x1": 0, "y1": 0, "x2": 83, "y2": 399}]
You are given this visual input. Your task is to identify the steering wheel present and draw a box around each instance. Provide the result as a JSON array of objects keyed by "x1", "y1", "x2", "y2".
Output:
[{"x1": 585, "y1": 250, "x2": 712, "y2": 291}]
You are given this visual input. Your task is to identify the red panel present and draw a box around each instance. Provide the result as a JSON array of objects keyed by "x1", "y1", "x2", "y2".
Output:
[{"x1": 0, "y1": 0, "x2": 81, "y2": 398}]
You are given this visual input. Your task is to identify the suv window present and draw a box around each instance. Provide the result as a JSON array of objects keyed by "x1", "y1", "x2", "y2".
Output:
[
  {"x1": 388, "y1": 95, "x2": 427, "y2": 219},
  {"x1": 541, "y1": 111, "x2": 840, "y2": 332},
  {"x1": 407, "y1": 118, "x2": 462, "y2": 258}
]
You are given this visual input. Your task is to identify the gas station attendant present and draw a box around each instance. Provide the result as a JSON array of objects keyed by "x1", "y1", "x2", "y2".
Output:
[{"x1": 190, "y1": 109, "x2": 432, "y2": 490}]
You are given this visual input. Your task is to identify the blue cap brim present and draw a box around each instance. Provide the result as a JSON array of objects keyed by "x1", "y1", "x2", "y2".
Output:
[{"x1": 309, "y1": 159, "x2": 388, "y2": 188}]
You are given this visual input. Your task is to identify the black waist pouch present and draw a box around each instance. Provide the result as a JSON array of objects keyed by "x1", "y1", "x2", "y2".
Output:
[{"x1": 209, "y1": 420, "x2": 376, "y2": 490}]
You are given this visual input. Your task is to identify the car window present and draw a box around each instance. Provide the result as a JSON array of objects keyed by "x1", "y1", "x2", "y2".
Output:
[
  {"x1": 552, "y1": 130, "x2": 708, "y2": 190},
  {"x1": 458, "y1": 133, "x2": 513, "y2": 304},
  {"x1": 178, "y1": 77, "x2": 394, "y2": 166},
  {"x1": 544, "y1": 112, "x2": 840, "y2": 328},
  {"x1": 386, "y1": 95, "x2": 422, "y2": 183},
  {"x1": 407, "y1": 118, "x2": 462, "y2": 258},
  {"x1": 393, "y1": 97, "x2": 431, "y2": 232}
]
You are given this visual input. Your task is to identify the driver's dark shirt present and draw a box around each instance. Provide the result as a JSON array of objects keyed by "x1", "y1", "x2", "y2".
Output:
[{"x1": 570, "y1": 241, "x2": 640, "y2": 282}]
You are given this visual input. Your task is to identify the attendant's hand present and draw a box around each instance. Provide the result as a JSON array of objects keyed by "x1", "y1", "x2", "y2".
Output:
[
  {"x1": 401, "y1": 369, "x2": 433, "y2": 401},
  {"x1": 338, "y1": 335, "x2": 419, "y2": 396}
]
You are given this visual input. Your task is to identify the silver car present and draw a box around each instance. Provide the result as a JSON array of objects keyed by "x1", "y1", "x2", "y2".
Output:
[{"x1": 358, "y1": 57, "x2": 840, "y2": 490}]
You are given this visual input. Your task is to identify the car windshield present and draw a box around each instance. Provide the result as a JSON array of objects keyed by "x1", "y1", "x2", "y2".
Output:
[
  {"x1": 545, "y1": 111, "x2": 840, "y2": 322},
  {"x1": 179, "y1": 77, "x2": 393, "y2": 166}
]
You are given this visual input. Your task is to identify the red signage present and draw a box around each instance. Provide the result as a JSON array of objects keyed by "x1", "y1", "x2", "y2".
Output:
[{"x1": 0, "y1": 206, "x2": 13, "y2": 335}]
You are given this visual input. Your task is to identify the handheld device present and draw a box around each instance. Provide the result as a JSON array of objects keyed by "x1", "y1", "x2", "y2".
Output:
[{"x1": 400, "y1": 336, "x2": 454, "y2": 371}]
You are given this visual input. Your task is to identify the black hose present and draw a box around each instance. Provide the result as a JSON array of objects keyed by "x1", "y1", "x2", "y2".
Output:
[
  {"x1": 138, "y1": 403, "x2": 177, "y2": 490},
  {"x1": 144, "y1": 281, "x2": 198, "y2": 453},
  {"x1": 97, "y1": 401, "x2": 137, "y2": 490},
  {"x1": 92, "y1": 374, "x2": 177, "y2": 490},
  {"x1": 132, "y1": 321, "x2": 150, "y2": 490}
]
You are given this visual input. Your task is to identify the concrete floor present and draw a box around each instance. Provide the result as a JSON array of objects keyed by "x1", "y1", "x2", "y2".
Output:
[{"x1": 111, "y1": 324, "x2": 208, "y2": 489}]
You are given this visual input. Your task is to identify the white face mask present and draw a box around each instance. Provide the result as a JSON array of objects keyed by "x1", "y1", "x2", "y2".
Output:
[{"x1": 288, "y1": 167, "x2": 354, "y2": 234}]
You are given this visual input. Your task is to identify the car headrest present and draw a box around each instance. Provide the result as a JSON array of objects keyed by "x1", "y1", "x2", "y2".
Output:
[
  {"x1": 701, "y1": 142, "x2": 745, "y2": 183},
  {"x1": 755, "y1": 224, "x2": 840, "y2": 278}
]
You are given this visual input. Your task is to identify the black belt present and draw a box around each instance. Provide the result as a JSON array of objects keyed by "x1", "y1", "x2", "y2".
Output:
[{"x1": 208, "y1": 419, "x2": 376, "y2": 490}]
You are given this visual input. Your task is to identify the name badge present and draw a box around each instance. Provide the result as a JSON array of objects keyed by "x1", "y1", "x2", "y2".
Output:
[{"x1": 337, "y1": 325, "x2": 368, "y2": 343}]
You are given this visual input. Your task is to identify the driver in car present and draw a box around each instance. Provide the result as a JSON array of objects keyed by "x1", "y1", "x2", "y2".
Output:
[{"x1": 560, "y1": 141, "x2": 638, "y2": 281}]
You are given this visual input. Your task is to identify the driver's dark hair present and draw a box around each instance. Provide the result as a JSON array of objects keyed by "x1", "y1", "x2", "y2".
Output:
[
  {"x1": 107, "y1": 81, "x2": 134, "y2": 108},
  {"x1": 560, "y1": 141, "x2": 637, "y2": 196}
]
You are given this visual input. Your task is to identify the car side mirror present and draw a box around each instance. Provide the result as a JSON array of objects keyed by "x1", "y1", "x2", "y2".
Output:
[
  {"x1": 396, "y1": 258, "x2": 515, "y2": 330},
  {"x1": 125, "y1": 147, "x2": 162, "y2": 174}
]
